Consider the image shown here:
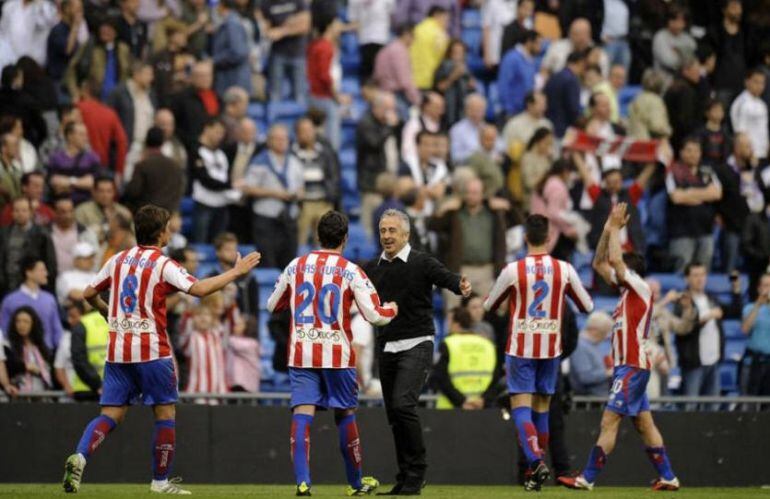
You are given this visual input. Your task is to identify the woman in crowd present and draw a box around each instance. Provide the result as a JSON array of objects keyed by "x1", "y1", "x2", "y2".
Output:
[
  {"x1": 434, "y1": 39, "x2": 475, "y2": 128},
  {"x1": 530, "y1": 158, "x2": 580, "y2": 261},
  {"x1": 520, "y1": 127, "x2": 555, "y2": 209},
  {"x1": 3, "y1": 306, "x2": 53, "y2": 393}
]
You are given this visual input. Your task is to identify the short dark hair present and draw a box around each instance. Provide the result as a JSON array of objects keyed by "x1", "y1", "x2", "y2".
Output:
[
  {"x1": 63, "y1": 121, "x2": 78, "y2": 138},
  {"x1": 680, "y1": 135, "x2": 702, "y2": 151},
  {"x1": 666, "y1": 4, "x2": 686, "y2": 22},
  {"x1": 52, "y1": 194, "x2": 74, "y2": 208},
  {"x1": 524, "y1": 214, "x2": 549, "y2": 246},
  {"x1": 526, "y1": 127, "x2": 552, "y2": 151},
  {"x1": 395, "y1": 23, "x2": 415, "y2": 37},
  {"x1": 524, "y1": 91, "x2": 538, "y2": 107},
  {"x1": 704, "y1": 98, "x2": 723, "y2": 114},
  {"x1": 134, "y1": 204, "x2": 170, "y2": 246},
  {"x1": 746, "y1": 67, "x2": 766, "y2": 80},
  {"x1": 94, "y1": 175, "x2": 115, "y2": 189},
  {"x1": 21, "y1": 255, "x2": 43, "y2": 274},
  {"x1": 622, "y1": 252, "x2": 646, "y2": 276},
  {"x1": 213, "y1": 232, "x2": 238, "y2": 250},
  {"x1": 684, "y1": 261, "x2": 706, "y2": 276},
  {"x1": 521, "y1": 29, "x2": 539, "y2": 44},
  {"x1": 427, "y1": 5, "x2": 448, "y2": 16},
  {"x1": 203, "y1": 117, "x2": 224, "y2": 131},
  {"x1": 416, "y1": 130, "x2": 435, "y2": 145},
  {"x1": 21, "y1": 171, "x2": 44, "y2": 186},
  {"x1": 566, "y1": 49, "x2": 588, "y2": 65},
  {"x1": 145, "y1": 126, "x2": 164, "y2": 148},
  {"x1": 57, "y1": 104, "x2": 77, "y2": 121},
  {"x1": 317, "y1": 210, "x2": 349, "y2": 249}
]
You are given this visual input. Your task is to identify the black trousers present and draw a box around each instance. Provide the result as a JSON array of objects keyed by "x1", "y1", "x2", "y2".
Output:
[
  {"x1": 747, "y1": 353, "x2": 770, "y2": 396},
  {"x1": 252, "y1": 214, "x2": 297, "y2": 269},
  {"x1": 359, "y1": 43, "x2": 383, "y2": 83},
  {"x1": 378, "y1": 340, "x2": 433, "y2": 485}
]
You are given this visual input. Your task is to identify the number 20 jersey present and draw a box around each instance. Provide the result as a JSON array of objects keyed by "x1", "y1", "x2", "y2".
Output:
[
  {"x1": 89, "y1": 245, "x2": 198, "y2": 363},
  {"x1": 267, "y1": 250, "x2": 396, "y2": 369},
  {"x1": 484, "y1": 254, "x2": 594, "y2": 359}
]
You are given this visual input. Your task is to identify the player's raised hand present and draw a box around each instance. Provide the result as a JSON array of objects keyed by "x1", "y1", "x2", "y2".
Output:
[
  {"x1": 460, "y1": 276, "x2": 472, "y2": 297},
  {"x1": 384, "y1": 301, "x2": 399, "y2": 317},
  {"x1": 234, "y1": 251, "x2": 262, "y2": 276},
  {"x1": 608, "y1": 203, "x2": 629, "y2": 229}
]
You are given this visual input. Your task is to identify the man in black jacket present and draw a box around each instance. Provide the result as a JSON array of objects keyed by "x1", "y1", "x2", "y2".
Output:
[
  {"x1": 364, "y1": 208, "x2": 471, "y2": 495},
  {"x1": 741, "y1": 206, "x2": 770, "y2": 301}
]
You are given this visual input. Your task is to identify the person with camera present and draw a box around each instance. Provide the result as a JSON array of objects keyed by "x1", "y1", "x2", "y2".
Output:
[{"x1": 741, "y1": 273, "x2": 770, "y2": 396}]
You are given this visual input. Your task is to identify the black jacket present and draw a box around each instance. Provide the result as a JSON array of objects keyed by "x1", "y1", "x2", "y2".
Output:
[
  {"x1": 364, "y1": 248, "x2": 462, "y2": 343},
  {"x1": 172, "y1": 87, "x2": 222, "y2": 148},
  {"x1": 0, "y1": 224, "x2": 57, "y2": 295},
  {"x1": 124, "y1": 152, "x2": 186, "y2": 212},
  {"x1": 673, "y1": 291, "x2": 742, "y2": 369},
  {"x1": 587, "y1": 188, "x2": 645, "y2": 253},
  {"x1": 107, "y1": 82, "x2": 159, "y2": 143},
  {"x1": 355, "y1": 110, "x2": 397, "y2": 193},
  {"x1": 712, "y1": 162, "x2": 750, "y2": 232}
]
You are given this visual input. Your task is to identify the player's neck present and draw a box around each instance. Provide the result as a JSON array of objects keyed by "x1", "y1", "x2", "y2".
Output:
[
  {"x1": 318, "y1": 246, "x2": 343, "y2": 254},
  {"x1": 527, "y1": 244, "x2": 549, "y2": 256}
]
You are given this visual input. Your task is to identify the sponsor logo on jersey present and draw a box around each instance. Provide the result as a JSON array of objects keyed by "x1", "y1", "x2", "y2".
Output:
[
  {"x1": 295, "y1": 327, "x2": 343, "y2": 342},
  {"x1": 514, "y1": 318, "x2": 560, "y2": 333}
]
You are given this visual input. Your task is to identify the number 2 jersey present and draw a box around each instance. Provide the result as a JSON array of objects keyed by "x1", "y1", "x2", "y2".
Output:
[
  {"x1": 89, "y1": 245, "x2": 198, "y2": 363},
  {"x1": 484, "y1": 254, "x2": 594, "y2": 359},
  {"x1": 267, "y1": 250, "x2": 396, "y2": 369}
]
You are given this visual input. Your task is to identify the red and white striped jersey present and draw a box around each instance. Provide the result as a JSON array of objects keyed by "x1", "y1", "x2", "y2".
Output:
[
  {"x1": 267, "y1": 250, "x2": 396, "y2": 369},
  {"x1": 89, "y1": 245, "x2": 198, "y2": 363},
  {"x1": 182, "y1": 328, "x2": 228, "y2": 395},
  {"x1": 610, "y1": 269, "x2": 654, "y2": 369},
  {"x1": 484, "y1": 254, "x2": 594, "y2": 359}
]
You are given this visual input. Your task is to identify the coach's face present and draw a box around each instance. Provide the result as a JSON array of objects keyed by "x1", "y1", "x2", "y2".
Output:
[{"x1": 379, "y1": 216, "x2": 409, "y2": 258}]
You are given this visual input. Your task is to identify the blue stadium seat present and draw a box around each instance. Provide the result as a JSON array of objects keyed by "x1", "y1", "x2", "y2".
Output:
[
  {"x1": 644, "y1": 190, "x2": 668, "y2": 248},
  {"x1": 341, "y1": 76, "x2": 361, "y2": 97},
  {"x1": 341, "y1": 168, "x2": 357, "y2": 195},
  {"x1": 340, "y1": 149, "x2": 357, "y2": 172},
  {"x1": 593, "y1": 296, "x2": 618, "y2": 313},
  {"x1": 342, "y1": 192, "x2": 361, "y2": 217},
  {"x1": 618, "y1": 85, "x2": 641, "y2": 119},
  {"x1": 342, "y1": 124, "x2": 357, "y2": 149},
  {"x1": 461, "y1": 8, "x2": 482, "y2": 28},
  {"x1": 705, "y1": 273, "x2": 748, "y2": 296},
  {"x1": 267, "y1": 100, "x2": 307, "y2": 126},
  {"x1": 572, "y1": 251, "x2": 594, "y2": 271},
  {"x1": 247, "y1": 102, "x2": 266, "y2": 121},
  {"x1": 485, "y1": 81, "x2": 501, "y2": 121},
  {"x1": 340, "y1": 32, "x2": 359, "y2": 56},
  {"x1": 461, "y1": 27, "x2": 482, "y2": 56},
  {"x1": 254, "y1": 268, "x2": 281, "y2": 286},
  {"x1": 343, "y1": 222, "x2": 377, "y2": 262},
  {"x1": 237, "y1": 244, "x2": 256, "y2": 256},
  {"x1": 196, "y1": 262, "x2": 218, "y2": 279},
  {"x1": 720, "y1": 361, "x2": 739, "y2": 392},
  {"x1": 722, "y1": 319, "x2": 743, "y2": 339},
  {"x1": 647, "y1": 273, "x2": 684, "y2": 292},
  {"x1": 724, "y1": 337, "x2": 747, "y2": 362},
  {"x1": 190, "y1": 243, "x2": 217, "y2": 263},
  {"x1": 180, "y1": 197, "x2": 194, "y2": 216}
]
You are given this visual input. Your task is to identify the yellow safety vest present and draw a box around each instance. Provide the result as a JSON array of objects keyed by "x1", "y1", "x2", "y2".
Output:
[
  {"x1": 436, "y1": 333, "x2": 497, "y2": 409},
  {"x1": 71, "y1": 311, "x2": 110, "y2": 393}
]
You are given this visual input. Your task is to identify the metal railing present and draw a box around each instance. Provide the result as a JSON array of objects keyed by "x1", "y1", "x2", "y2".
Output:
[{"x1": 3, "y1": 391, "x2": 770, "y2": 411}]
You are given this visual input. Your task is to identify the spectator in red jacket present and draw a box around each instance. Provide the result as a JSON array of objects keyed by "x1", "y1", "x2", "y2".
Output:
[
  {"x1": 75, "y1": 78, "x2": 128, "y2": 182},
  {"x1": 0, "y1": 172, "x2": 54, "y2": 227}
]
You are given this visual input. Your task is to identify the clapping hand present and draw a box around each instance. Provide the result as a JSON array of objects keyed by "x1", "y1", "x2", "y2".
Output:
[
  {"x1": 234, "y1": 252, "x2": 262, "y2": 276},
  {"x1": 460, "y1": 276, "x2": 472, "y2": 297},
  {"x1": 606, "y1": 203, "x2": 630, "y2": 230}
]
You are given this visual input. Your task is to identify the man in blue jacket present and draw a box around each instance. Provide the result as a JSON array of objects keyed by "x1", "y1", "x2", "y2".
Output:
[
  {"x1": 544, "y1": 50, "x2": 587, "y2": 138},
  {"x1": 499, "y1": 29, "x2": 541, "y2": 118},
  {"x1": 213, "y1": 0, "x2": 252, "y2": 97}
]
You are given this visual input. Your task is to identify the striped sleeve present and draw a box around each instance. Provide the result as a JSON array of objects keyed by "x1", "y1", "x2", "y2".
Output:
[
  {"x1": 88, "y1": 255, "x2": 115, "y2": 292},
  {"x1": 352, "y1": 268, "x2": 395, "y2": 326},
  {"x1": 266, "y1": 266, "x2": 291, "y2": 313},
  {"x1": 564, "y1": 263, "x2": 594, "y2": 313},
  {"x1": 161, "y1": 257, "x2": 197, "y2": 293},
  {"x1": 484, "y1": 263, "x2": 516, "y2": 312}
]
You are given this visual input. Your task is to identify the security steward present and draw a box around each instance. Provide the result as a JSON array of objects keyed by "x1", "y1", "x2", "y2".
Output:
[{"x1": 71, "y1": 303, "x2": 110, "y2": 400}]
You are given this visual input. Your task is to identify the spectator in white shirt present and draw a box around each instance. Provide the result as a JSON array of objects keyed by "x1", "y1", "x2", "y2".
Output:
[
  {"x1": 0, "y1": 0, "x2": 58, "y2": 66},
  {"x1": 348, "y1": 0, "x2": 394, "y2": 82},
  {"x1": 481, "y1": 0, "x2": 518, "y2": 69},
  {"x1": 401, "y1": 91, "x2": 445, "y2": 166},
  {"x1": 730, "y1": 69, "x2": 769, "y2": 160},
  {"x1": 601, "y1": 0, "x2": 630, "y2": 71},
  {"x1": 449, "y1": 93, "x2": 487, "y2": 164},
  {"x1": 56, "y1": 242, "x2": 98, "y2": 304}
]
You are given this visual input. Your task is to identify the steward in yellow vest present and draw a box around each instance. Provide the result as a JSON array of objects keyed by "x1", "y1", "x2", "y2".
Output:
[
  {"x1": 71, "y1": 310, "x2": 110, "y2": 400},
  {"x1": 433, "y1": 331, "x2": 497, "y2": 409}
]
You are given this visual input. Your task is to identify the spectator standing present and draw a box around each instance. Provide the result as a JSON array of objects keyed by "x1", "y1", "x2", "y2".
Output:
[
  {"x1": 466, "y1": 125, "x2": 506, "y2": 199},
  {"x1": 181, "y1": 300, "x2": 228, "y2": 398},
  {"x1": 410, "y1": 6, "x2": 451, "y2": 91},
  {"x1": 498, "y1": 30, "x2": 541, "y2": 118},
  {"x1": 124, "y1": 127, "x2": 186, "y2": 212},
  {"x1": 307, "y1": 18, "x2": 346, "y2": 151},
  {"x1": 46, "y1": 0, "x2": 89, "y2": 102},
  {"x1": 372, "y1": 25, "x2": 420, "y2": 115},
  {"x1": 2, "y1": 306, "x2": 52, "y2": 393},
  {"x1": 240, "y1": 124, "x2": 304, "y2": 268},
  {"x1": 50, "y1": 197, "x2": 98, "y2": 276},
  {"x1": 0, "y1": 115, "x2": 40, "y2": 174},
  {"x1": 155, "y1": 108, "x2": 188, "y2": 171},
  {"x1": 150, "y1": 26, "x2": 194, "y2": 107},
  {"x1": 730, "y1": 70, "x2": 769, "y2": 161},
  {"x1": 224, "y1": 118, "x2": 260, "y2": 243},
  {"x1": 65, "y1": 18, "x2": 133, "y2": 102},
  {"x1": 501, "y1": 91, "x2": 553, "y2": 158},
  {"x1": 116, "y1": 0, "x2": 148, "y2": 59},
  {"x1": 481, "y1": 0, "x2": 519, "y2": 70},
  {"x1": 74, "y1": 176, "x2": 132, "y2": 245},
  {"x1": 47, "y1": 123, "x2": 100, "y2": 204},
  {"x1": 742, "y1": 204, "x2": 770, "y2": 301},
  {"x1": 568, "y1": 311, "x2": 613, "y2": 396},
  {"x1": 293, "y1": 117, "x2": 340, "y2": 246},
  {"x1": 356, "y1": 91, "x2": 400, "y2": 237},
  {"x1": 68, "y1": 302, "x2": 110, "y2": 400},
  {"x1": 0, "y1": 0, "x2": 58, "y2": 66},
  {"x1": 221, "y1": 87, "x2": 250, "y2": 147},
  {"x1": 0, "y1": 258, "x2": 62, "y2": 350},
  {"x1": 652, "y1": 5, "x2": 697, "y2": 78},
  {"x1": 226, "y1": 317, "x2": 260, "y2": 392},
  {"x1": 212, "y1": 0, "x2": 252, "y2": 97},
  {"x1": 393, "y1": 0, "x2": 460, "y2": 37},
  {"x1": 260, "y1": 0, "x2": 311, "y2": 103},
  {"x1": 706, "y1": 0, "x2": 747, "y2": 106},
  {"x1": 544, "y1": 50, "x2": 587, "y2": 138},
  {"x1": 401, "y1": 91, "x2": 445, "y2": 166},
  {"x1": 74, "y1": 79, "x2": 129, "y2": 179},
  {"x1": 172, "y1": 60, "x2": 221, "y2": 149},
  {"x1": 434, "y1": 39, "x2": 475, "y2": 128},
  {"x1": 741, "y1": 274, "x2": 770, "y2": 395},
  {"x1": 666, "y1": 138, "x2": 723, "y2": 272},
  {"x1": 713, "y1": 133, "x2": 757, "y2": 273},
  {"x1": 695, "y1": 99, "x2": 731, "y2": 167},
  {"x1": 348, "y1": 0, "x2": 394, "y2": 82},
  {"x1": 673, "y1": 263, "x2": 742, "y2": 403},
  {"x1": 520, "y1": 127, "x2": 555, "y2": 207},
  {"x1": 107, "y1": 61, "x2": 157, "y2": 182},
  {"x1": 0, "y1": 171, "x2": 55, "y2": 227},
  {"x1": 400, "y1": 132, "x2": 449, "y2": 216},
  {"x1": 190, "y1": 118, "x2": 235, "y2": 243},
  {"x1": 500, "y1": 0, "x2": 535, "y2": 58},
  {"x1": 39, "y1": 105, "x2": 83, "y2": 167},
  {"x1": 530, "y1": 159, "x2": 580, "y2": 260},
  {"x1": 0, "y1": 199, "x2": 56, "y2": 295},
  {"x1": 664, "y1": 57, "x2": 706, "y2": 152},
  {"x1": 429, "y1": 177, "x2": 508, "y2": 302},
  {"x1": 541, "y1": 18, "x2": 605, "y2": 76},
  {"x1": 449, "y1": 94, "x2": 487, "y2": 165},
  {"x1": 600, "y1": 0, "x2": 630, "y2": 71},
  {"x1": 0, "y1": 134, "x2": 22, "y2": 211},
  {"x1": 56, "y1": 241, "x2": 97, "y2": 303},
  {"x1": 179, "y1": 0, "x2": 213, "y2": 59}
]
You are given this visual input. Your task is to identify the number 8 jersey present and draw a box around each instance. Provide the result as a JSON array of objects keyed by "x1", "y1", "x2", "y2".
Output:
[
  {"x1": 267, "y1": 250, "x2": 396, "y2": 369},
  {"x1": 484, "y1": 254, "x2": 594, "y2": 359}
]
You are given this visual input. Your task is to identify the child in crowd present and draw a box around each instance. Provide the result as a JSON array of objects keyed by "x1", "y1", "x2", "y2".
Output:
[
  {"x1": 225, "y1": 314, "x2": 260, "y2": 393},
  {"x1": 181, "y1": 296, "x2": 228, "y2": 403}
]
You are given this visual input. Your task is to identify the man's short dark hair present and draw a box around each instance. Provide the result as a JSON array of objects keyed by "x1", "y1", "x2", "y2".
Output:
[
  {"x1": 52, "y1": 194, "x2": 74, "y2": 208},
  {"x1": 317, "y1": 210, "x2": 349, "y2": 249},
  {"x1": 416, "y1": 130, "x2": 435, "y2": 146},
  {"x1": 94, "y1": 175, "x2": 115, "y2": 189},
  {"x1": 57, "y1": 104, "x2": 77, "y2": 121},
  {"x1": 145, "y1": 126, "x2": 164, "y2": 148},
  {"x1": 134, "y1": 204, "x2": 170, "y2": 246},
  {"x1": 521, "y1": 29, "x2": 539, "y2": 45},
  {"x1": 427, "y1": 5, "x2": 448, "y2": 16},
  {"x1": 684, "y1": 261, "x2": 706, "y2": 276},
  {"x1": 63, "y1": 121, "x2": 78, "y2": 138},
  {"x1": 566, "y1": 50, "x2": 588, "y2": 65},
  {"x1": 21, "y1": 171, "x2": 44, "y2": 186},
  {"x1": 524, "y1": 91, "x2": 538, "y2": 107},
  {"x1": 21, "y1": 255, "x2": 43, "y2": 274},
  {"x1": 395, "y1": 23, "x2": 415, "y2": 37},
  {"x1": 213, "y1": 232, "x2": 238, "y2": 250},
  {"x1": 680, "y1": 135, "x2": 702, "y2": 150},
  {"x1": 746, "y1": 67, "x2": 766, "y2": 80},
  {"x1": 622, "y1": 252, "x2": 646, "y2": 276},
  {"x1": 524, "y1": 214, "x2": 549, "y2": 246}
]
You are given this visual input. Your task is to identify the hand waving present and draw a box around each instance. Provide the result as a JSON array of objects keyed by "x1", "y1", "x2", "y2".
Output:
[
  {"x1": 607, "y1": 202, "x2": 630, "y2": 229},
  {"x1": 234, "y1": 251, "x2": 262, "y2": 276}
]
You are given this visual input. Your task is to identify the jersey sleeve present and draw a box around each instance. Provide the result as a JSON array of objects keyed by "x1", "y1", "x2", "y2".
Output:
[
  {"x1": 484, "y1": 263, "x2": 516, "y2": 312},
  {"x1": 564, "y1": 263, "x2": 594, "y2": 313},
  {"x1": 266, "y1": 267, "x2": 292, "y2": 313},
  {"x1": 88, "y1": 256, "x2": 114, "y2": 292},
  {"x1": 352, "y1": 268, "x2": 396, "y2": 326},
  {"x1": 161, "y1": 258, "x2": 197, "y2": 293}
]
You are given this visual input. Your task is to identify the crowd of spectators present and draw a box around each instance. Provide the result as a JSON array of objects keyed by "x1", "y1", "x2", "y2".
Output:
[{"x1": 1, "y1": 0, "x2": 770, "y2": 403}]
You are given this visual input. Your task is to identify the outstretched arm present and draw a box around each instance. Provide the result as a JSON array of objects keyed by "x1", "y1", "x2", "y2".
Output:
[
  {"x1": 188, "y1": 252, "x2": 261, "y2": 297},
  {"x1": 592, "y1": 224, "x2": 613, "y2": 285}
]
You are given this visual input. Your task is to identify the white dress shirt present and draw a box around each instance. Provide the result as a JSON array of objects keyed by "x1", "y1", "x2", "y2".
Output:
[{"x1": 731, "y1": 90, "x2": 769, "y2": 159}]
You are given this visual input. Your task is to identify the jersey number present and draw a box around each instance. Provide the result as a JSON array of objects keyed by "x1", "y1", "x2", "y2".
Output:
[
  {"x1": 295, "y1": 282, "x2": 341, "y2": 325},
  {"x1": 119, "y1": 275, "x2": 138, "y2": 314},
  {"x1": 527, "y1": 281, "x2": 550, "y2": 318}
]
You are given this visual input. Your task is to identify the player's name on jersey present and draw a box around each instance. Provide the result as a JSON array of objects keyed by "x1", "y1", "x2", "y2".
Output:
[
  {"x1": 287, "y1": 262, "x2": 356, "y2": 281},
  {"x1": 525, "y1": 263, "x2": 555, "y2": 275},
  {"x1": 294, "y1": 327, "x2": 343, "y2": 343},
  {"x1": 117, "y1": 254, "x2": 159, "y2": 269},
  {"x1": 515, "y1": 318, "x2": 560, "y2": 333},
  {"x1": 110, "y1": 317, "x2": 153, "y2": 332}
]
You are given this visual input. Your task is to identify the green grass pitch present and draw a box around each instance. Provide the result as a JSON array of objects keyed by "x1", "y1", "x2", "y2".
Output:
[{"x1": 0, "y1": 484, "x2": 768, "y2": 498}]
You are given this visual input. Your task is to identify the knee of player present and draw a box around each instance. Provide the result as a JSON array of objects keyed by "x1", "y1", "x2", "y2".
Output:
[
  {"x1": 632, "y1": 415, "x2": 654, "y2": 433},
  {"x1": 153, "y1": 404, "x2": 176, "y2": 421}
]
